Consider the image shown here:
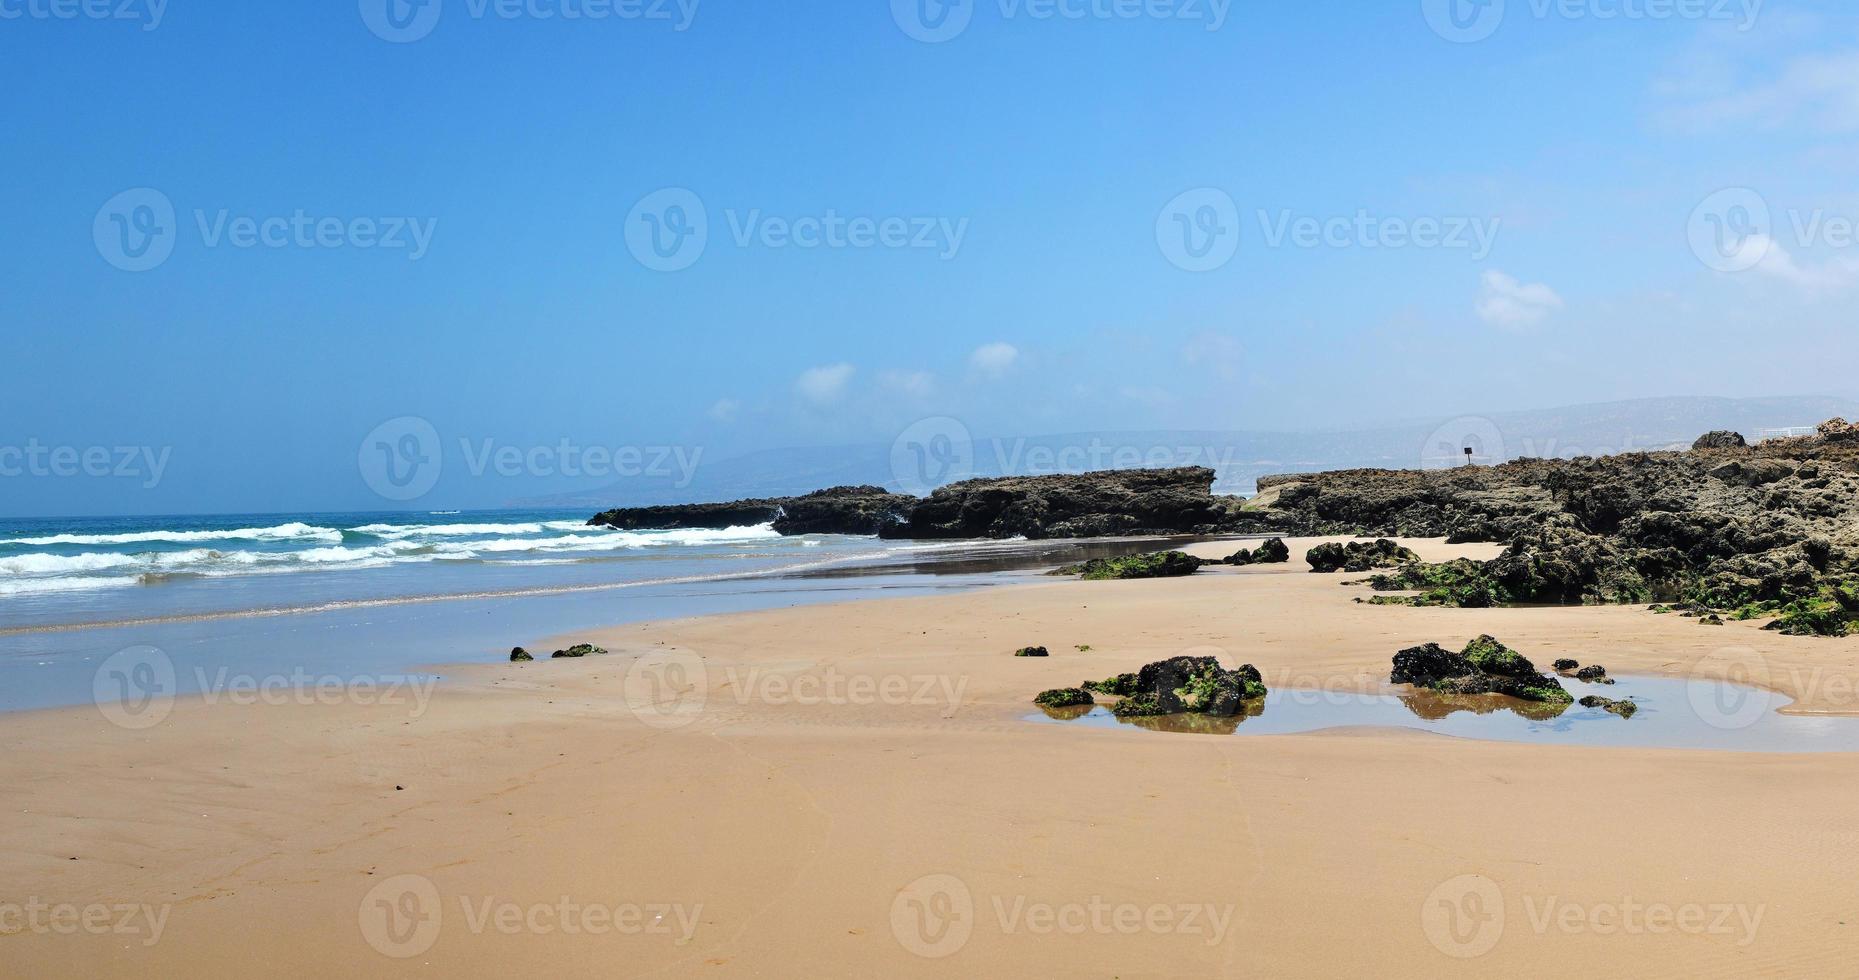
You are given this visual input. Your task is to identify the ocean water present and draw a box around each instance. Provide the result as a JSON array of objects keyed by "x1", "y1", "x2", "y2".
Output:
[{"x1": 0, "y1": 509, "x2": 1176, "y2": 714}]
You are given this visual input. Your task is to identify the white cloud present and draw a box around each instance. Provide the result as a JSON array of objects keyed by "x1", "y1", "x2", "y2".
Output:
[
  {"x1": 1747, "y1": 234, "x2": 1859, "y2": 290},
  {"x1": 878, "y1": 370, "x2": 936, "y2": 398},
  {"x1": 1661, "y1": 46, "x2": 1859, "y2": 135},
  {"x1": 1476, "y1": 271, "x2": 1564, "y2": 330},
  {"x1": 707, "y1": 398, "x2": 739, "y2": 423},
  {"x1": 969, "y1": 342, "x2": 1019, "y2": 378},
  {"x1": 795, "y1": 363, "x2": 855, "y2": 404}
]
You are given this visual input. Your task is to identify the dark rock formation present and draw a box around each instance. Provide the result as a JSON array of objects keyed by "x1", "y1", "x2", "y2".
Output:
[
  {"x1": 510, "y1": 647, "x2": 534, "y2": 663},
  {"x1": 1082, "y1": 655, "x2": 1267, "y2": 717},
  {"x1": 1307, "y1": 539, "x2": 1418, "y2": 573},
  {"x1": 1014, "y1": 646, "x2": 1050, "y2": 657},
  {"x1": 1693, "y1": 430, "x2": 1747, "y2": 450},
  {"x1": 1579, "y1": 695, "x2": 1638, "y2": 718},
  {"x1": 588, "y1": 486, "x2": 914, "y2": 536},
  {"x1": 882, "y1": 467, "x2": 1245, "y2": 540},
  {"x1": 1224, "y1": 537, "x2": 1290, "y2": 566},
  {"x1": 1552, "y1": 658, "x2": 1579, "y2": 672},
  {"x1": 1056, "y1": 551, "x2": 1204, "y2": 580},
  {"x1": 1035, "y1": 687, "x2": 1094, "y2": 708},
  {"x1": 551, "y1": 643, "x2": 606, "y2": 659},
  {"x1": 1574, "y1": 665, "x2": 1607, "y2": 681},
  {"x1": 1251, "y1": 421, "x2": 1859, "y2": 632},
  {"x1": 1389, "y1": 636, "x2": 1572, "y2": 704}
]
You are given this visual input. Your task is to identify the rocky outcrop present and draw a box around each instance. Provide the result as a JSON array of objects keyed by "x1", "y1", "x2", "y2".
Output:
[
  {"x1": 1390, "y1": 636, "x2": 1572, "y2": 703},
  {"x1": 880, "y1": 467, "x2": 1245, "y2": 540},
  {"x1": 1579, "y1": 694, "x2": 1638, "y2": 717},
  {"x1": 550, "y1": 643, "x2": 606, "y2": 659},
  {"x1": 1055, "y1": 551, "x2": 1205, "y2": 580},
  {"x1": 1014, "y1": 646, "x2": 1050, "y2": 657},
  {"x1": 1224, "y1": 537, "x2": 1290, "y2": 566},
  {"x1": 1035, "y1": 687, "x2": 1094, "y2": 708},
  {"x1": 1083, "y1": 655, "x2": 1268, "y2": 717},
  {"x1": 1251, "y1": 421, "x2": 1859, "y2": 631},
  {"x1": 1307, "y1": 539, "x2": 1418, "y2": 573},
  {"x1": 588, "y1": 486, "x2": 915, "y2": 536},
  {"x1": 1693, "y1": 430, "x2": 1747, "y2": 450}
]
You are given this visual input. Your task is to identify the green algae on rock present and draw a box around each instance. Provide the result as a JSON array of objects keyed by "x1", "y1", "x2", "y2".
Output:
[{"x1": 1055, "y1": 551, "x2": 1205, "y2": 580}]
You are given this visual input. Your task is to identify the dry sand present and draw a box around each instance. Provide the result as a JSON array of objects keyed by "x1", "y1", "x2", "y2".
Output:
[{"x1": 6, "y1": 536, "x2": 1859, "y2": 977}]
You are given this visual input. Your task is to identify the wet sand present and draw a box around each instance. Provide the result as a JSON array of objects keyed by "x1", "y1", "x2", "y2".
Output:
[{"x1": 6, "y1": 536, "x2": 1859, "y2": 977}]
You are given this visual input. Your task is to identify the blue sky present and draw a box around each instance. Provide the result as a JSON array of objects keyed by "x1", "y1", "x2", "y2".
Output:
[{"x1": 3, "y1": 0, "x2": 1857, "y2": 515}]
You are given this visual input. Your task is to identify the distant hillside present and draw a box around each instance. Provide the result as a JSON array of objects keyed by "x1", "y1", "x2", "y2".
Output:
[{"x1": 514, "y1": 395, "x2": 1859, "y2": 509}]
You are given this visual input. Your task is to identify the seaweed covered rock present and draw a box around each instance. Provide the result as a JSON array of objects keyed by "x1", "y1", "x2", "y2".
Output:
[
  {"x1": 510, "y1": 647, "x2": 534, "y2": 663},
  {"x1": 1057, "y1": 551, "x2": 1204, "y2": 580},
  {"x1": 1014, "y1": 646, "x2": 1050, "y2": 657},
  {"x1": 1390, "y1": 636, "x2": 1572, "y2": 704},
  {"x1": 1224, "y1": 537, "x2": 1290, "y2": 566},
  {"x1": 551, "y1": 643, "x2": 606, "y2": 659},
  {"x1": 1367, "y1": 557, "x2": 1507, "y2": 607},
  {"x1": 1579, "y1": 695, "x2": 1638, "y2": 717},
  {"x1": 1552, "y1": 658, "x2": 1579, "y2": 672},
  {"x1": 1574, "y1": 665, "x2": 1608, "y2": 681},
  {"x1": 1034, "y1": 687, "x2": 1094, "y2": 708},
  {"x1": 1307, "y1": 539, "x2": 1418, "y2": 573},
  {"x1": 1086, "y1": 655, "x2": 1267, "y2": 717}
]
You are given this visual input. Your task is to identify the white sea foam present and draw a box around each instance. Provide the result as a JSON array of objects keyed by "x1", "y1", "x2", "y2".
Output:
[{"x1": 1, "y1": 522, "x2": 343, "y2": 547}]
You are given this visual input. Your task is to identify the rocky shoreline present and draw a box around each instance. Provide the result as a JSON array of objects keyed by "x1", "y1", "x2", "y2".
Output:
[
  {"x1": 589, "y1": 466, "x2": 1265, "y2": 540},
  {"x1": 1254, "y1": 418, "x2": 1859, "y2": 635}
]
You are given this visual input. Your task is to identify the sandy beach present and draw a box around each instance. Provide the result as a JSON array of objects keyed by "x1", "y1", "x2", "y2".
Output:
[{"x1": 7, "y1": 535, "x2": 1859, "y2": 977}]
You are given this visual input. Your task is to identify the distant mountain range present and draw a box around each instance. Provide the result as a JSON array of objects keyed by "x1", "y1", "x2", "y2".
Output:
[{"x1": 515, "y1": 395, "x2": 1859, "y2": 510}]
